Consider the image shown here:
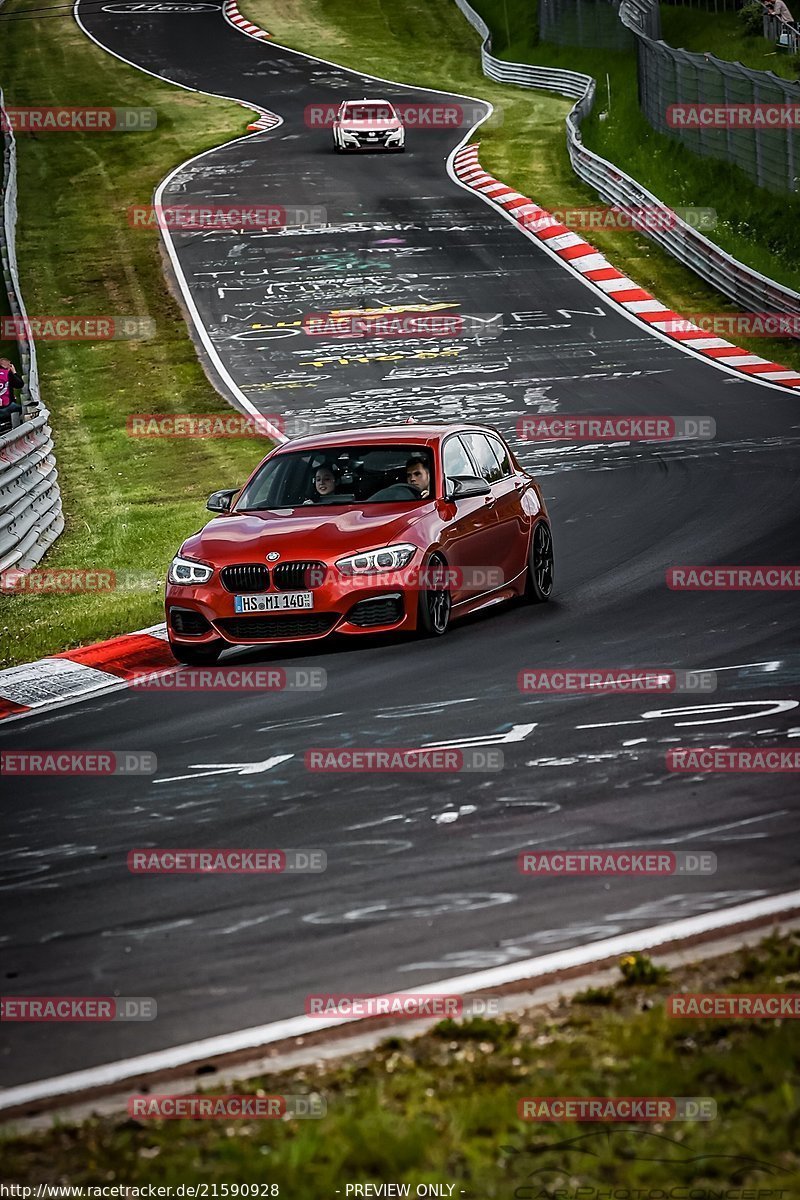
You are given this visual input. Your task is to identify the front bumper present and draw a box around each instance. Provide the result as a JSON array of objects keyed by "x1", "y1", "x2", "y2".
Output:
[
  {"x1": 166, "y1": 578, "x2": 418, "y2": 645},
  {"x1": 336, "y1": 131, "x2": 404, "y2": 151}
]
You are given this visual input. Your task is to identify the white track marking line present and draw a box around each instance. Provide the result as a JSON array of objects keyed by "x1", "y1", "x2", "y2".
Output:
[
  {"x1": 72, "y1": 0, "x2": 286, "y2": 441},
  {"x1": 2, "y1": 889, "x2": 799, "y2": 1112}
]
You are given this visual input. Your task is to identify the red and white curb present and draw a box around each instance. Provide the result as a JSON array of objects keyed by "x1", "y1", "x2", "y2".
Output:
[
  {"x1": 453, "y1": 143, "x2": 800, "y2": 390},
  {"x1": 0, "y1": 623, "x2": 173, "y2": 723},
  {"x1": 222, "y1": 0, "x2": 271, "y2": 41},
  {"x1": 220, "y1": 2, "x2": 280, "y2": 130},
  {"x1": 244, "y1": 108, "x2": 282, "y2": 132}
]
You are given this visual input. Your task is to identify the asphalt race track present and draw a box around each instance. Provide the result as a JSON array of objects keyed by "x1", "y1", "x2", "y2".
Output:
[{"x1": 2, "y1": 0, "x2": 799, "y2": 1089}]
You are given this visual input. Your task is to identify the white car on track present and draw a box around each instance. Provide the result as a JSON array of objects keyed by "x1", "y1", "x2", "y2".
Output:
[{"x1": 333, "y1": 98, "x2": 405, "y2": 153}]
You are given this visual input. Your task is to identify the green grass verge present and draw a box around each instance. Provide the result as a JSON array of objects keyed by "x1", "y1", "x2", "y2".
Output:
[
  {"x1": 661, "y1": 4, "x2": 800, "y2": 80},
  {"x1": 0, "y1": 0, "x2": 272, "y2": 668},
  {"x1": 243, "y1": 0, "x2": 800, "y2": 376},
  {"x1": 3, "y1": 932, "x2": 799, "y2": 1188}
]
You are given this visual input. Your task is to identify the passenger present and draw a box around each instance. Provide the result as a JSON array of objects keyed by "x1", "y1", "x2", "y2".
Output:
[
  {"x1": 313, "y1": 465, "x2": 337, "y2": 500},
  {"x1": 405, "y1": 454, "x2": 431, "y2": 498}
]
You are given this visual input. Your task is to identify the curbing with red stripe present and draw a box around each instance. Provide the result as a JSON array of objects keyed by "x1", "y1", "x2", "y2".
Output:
[
  {"x1": 222, "y1": 0, "x2": 271, "y2": 41},
  {"x1": 221, "y1": 0, "x2": 283, "y2": 131},
  {"x1": 452, "y1": 143, "x2": 800, "y2": 389},
  {"x1": 0, "y1": 625, "x2": 172, "y2": 722}
]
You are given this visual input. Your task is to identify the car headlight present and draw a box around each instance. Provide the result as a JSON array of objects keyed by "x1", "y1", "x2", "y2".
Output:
[
  {"x1": 168, "y1": 555, "x2": 214, "y2": 585},
  {"x1": 386, "y1": 129, "x2": 403, "y2": 141},
  {"x1": 341, "y1": 130, "x2": 360, "y2": 144},
  {"x1": 335, "y1": 543, "x2": 418, "y2": 576}
]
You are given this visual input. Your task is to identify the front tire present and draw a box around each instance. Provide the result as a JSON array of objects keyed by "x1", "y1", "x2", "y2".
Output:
[
  {"x1": 169, "y1": 639, "x2": 223, "y2": 665},
  {"x1": 417, "y1": 552, "x2": 452, "y2": 636},
  {"x1": 524, "y1": 521, "x2": 554, "y2": 603}
]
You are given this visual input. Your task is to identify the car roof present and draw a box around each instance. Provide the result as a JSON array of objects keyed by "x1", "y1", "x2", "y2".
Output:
[{"x1": 278, "y1": 424, "x2": 504, "y2": 451}]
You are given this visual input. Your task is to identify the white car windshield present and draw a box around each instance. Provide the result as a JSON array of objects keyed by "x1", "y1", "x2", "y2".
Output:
[{"x1": 342, "y1": 104, "x2": 396, "y2": 122}]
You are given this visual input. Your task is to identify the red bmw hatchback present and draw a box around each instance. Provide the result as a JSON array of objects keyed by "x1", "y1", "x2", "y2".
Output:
[{"x1": 165, "y1": 424, "x2": 554, "y2": 664}]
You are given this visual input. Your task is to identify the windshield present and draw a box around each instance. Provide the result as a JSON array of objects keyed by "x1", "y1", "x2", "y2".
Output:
[
  {"x1": 342, "y1": 104, "x2": 396, "y2": 122},
  {"x1": 236, "y1": 445, "x2": 435, "y2": 511}
]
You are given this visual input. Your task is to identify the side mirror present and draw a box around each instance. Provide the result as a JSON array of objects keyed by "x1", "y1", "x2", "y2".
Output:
[
  {"x1": 445, "y1": 475, "x2": 491, "y2": 501},
  {"x1": 206, "y1": 488, "x2": 238, "y2": 513}
]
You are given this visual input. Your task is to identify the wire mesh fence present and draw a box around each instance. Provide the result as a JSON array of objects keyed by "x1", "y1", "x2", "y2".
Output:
[
  {"x1": 538, "y1": 0, "x2": 800, "y2": 192},
  {"x1": 635, "y1": 35, "x2": 800, "y2": 193},
  {"x1": 660, "y1": 0, "x2": 743, "y2": 11},
  {"x1": 539, "y1": 0, "x2": 635, "y2": 48}
]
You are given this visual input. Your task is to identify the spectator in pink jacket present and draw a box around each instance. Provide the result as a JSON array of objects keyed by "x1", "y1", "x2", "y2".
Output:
[{"x1": 0, "y1": 357, "x2": 25, "y2": 427}]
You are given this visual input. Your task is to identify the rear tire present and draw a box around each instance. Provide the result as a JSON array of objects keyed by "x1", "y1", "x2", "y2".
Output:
[
  {"x1": 169, "y1": 640, "x2": 223, "y2": 666},
  {"x1": 417, "y1": 552, "x2": 452, "y2": 637},
  {"x1": 524, "y1": 521, "x2": 554, "y2": 603}
]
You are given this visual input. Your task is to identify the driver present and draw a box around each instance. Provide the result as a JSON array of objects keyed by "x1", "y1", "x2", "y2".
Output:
[{"x1": 405, "y1": 454, "x2": 431, "y2": 498}]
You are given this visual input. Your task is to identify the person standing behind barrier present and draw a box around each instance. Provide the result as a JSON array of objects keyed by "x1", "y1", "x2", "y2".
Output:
[
  {"x1": 0, "y1": 358, "x2": 25, "y2": 429},
  {"x1": 773, "y1": 0, "x2": 795, "y2": 22}
]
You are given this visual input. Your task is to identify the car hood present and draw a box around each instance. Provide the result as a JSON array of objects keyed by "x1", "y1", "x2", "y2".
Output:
[{"x1": 182, "y1": 503, "x2": 431, "y2": 564}]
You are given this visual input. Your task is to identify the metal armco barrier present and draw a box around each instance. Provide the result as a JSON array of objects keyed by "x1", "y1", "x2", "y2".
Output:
[
  {"x1": 452, "y1": 0, "x2": 800, "y2": 325},
  {"x1": 0, "y1": 86, "x2": 63, "y2": 572}
]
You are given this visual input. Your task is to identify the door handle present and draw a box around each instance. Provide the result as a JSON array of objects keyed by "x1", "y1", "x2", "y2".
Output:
[{"x1": 484, "y1": 495, "x2": 496, "y2": 506}]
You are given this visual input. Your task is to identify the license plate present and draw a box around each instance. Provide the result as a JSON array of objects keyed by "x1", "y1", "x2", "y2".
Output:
[{"x1": 234, "y1": 592, "x2": 314, "y2": 613}]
